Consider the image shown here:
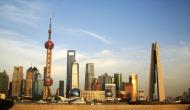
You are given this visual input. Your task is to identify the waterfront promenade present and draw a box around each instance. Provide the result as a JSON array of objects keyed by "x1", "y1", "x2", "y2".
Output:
[{"x1": 10, "y1": 104, "x2": 190, "y2": 110}]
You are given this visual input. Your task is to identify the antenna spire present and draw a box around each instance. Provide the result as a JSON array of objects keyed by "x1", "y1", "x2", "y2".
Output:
[{"x1": 48, "y1": 17, "x2": 52, "y2": 40}]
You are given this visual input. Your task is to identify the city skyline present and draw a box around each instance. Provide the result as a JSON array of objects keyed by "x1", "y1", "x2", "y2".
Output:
[{"x1": 0, "y1": 0, "x2": 190, "y2": 97}]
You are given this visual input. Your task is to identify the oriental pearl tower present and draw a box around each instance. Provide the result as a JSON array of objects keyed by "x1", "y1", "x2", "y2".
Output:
[{"x1": 43, "y1": 18, "x2": 54, "y2": 100}]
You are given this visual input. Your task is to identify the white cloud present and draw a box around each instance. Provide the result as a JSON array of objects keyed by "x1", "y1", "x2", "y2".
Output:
[
  {"x1": 0, "y1": 0, "x2": 48, "y2": 27},
  {"x1": 79, "y1": 29, "x2": 111, "y2": 44},
  {"x1": 61, "y1": 27, "x2": 112, "y2": 44}
]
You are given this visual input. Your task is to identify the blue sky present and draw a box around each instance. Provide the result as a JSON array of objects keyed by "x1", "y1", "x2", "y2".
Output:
[{"x1": 0, "y1": 0, "x2": 190, "y2": 97}]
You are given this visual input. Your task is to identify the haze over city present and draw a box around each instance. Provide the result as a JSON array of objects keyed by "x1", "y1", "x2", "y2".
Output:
[{"x1": 0, "y1": 0, "x2": 190, "y2": 97}]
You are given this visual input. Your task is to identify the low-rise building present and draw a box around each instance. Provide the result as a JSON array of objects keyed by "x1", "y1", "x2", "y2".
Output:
[{"x1": 80, "y1": 90, "x2": 105, "y2": 102}]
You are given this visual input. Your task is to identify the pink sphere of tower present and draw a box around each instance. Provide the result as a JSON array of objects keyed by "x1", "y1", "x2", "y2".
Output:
[{"x1": 45, "y1": 40, "x2": 54, "y2": 49}]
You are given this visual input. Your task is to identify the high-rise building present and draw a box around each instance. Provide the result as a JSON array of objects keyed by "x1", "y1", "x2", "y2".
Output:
[
  {"x1": 114, "y1": 73, "x2": 122, "y2": 94},
  {"x1": 188, "y1": 88, "x2": 190, "y2": 101},
  {"x1": 129, "y1": 73, "x2": 138, "y2": 101},
  {"x1": 35, "y1": 74, "x2": 43, "y2": 99},
  {"x1": 105, "y1": 84, "x2": 116, "y2": 98},
  {"x1": 71, "y1": 61, "x2": 79, "y2": 89},
  {"x1": 123, "y1": 82, "x2": 133, "y2": 99},
  {"x1": 59, "y1": 80, "x2": 64, "y2": 96},
  {"x1": 66, "y1": 50, "x2": 76, "y2": 98},
  {"x1": 91, "y1": 78, "x2": 101, "y2": 90},
  {"x1": 8, "y1": 82, "x2": 12, "y2": 98},
  {"x1": 11, "y1": 66, "x2": 23, "y2": 98},
  {"x1": 25, "y1": 67, "x2": 41, "y2": 99},
  {"x1": 98, "y1": 75, "x2": 104, "y2": 90},
  {"x1": 98, "y1": 73, "x2": 112, "y2": 90},
  {"x1": 43, "y1": 18, "x2": 54, "y2": 100},
  {"x1": 85, "y1": 63, "x2": 94, "y2": 90},
  {"x1": 149, "y1": 42, "x2": 165, "y2": 101},
  {"x1": 0, "y1": 70, "x2": 9, "y2": 96},
  {"x1": 25, "y1": 67, "x2": 33, "y2": 97}
]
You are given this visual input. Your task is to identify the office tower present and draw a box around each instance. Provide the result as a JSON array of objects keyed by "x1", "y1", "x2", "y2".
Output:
[
  {"x1": 114, "y1": 73, "x2": 122, "y2": 92},
  {"x1": 21, "y1": 79, "x2": 25, "y2": 96},
  {"x1": 111, "y1": 77, "x2": 114, "y2": 84},
  {"x1": 91, "y1": 78, "x2": 101, "y2": 90},
  {"x1": 59, "y1": 80, "x2": 64, "y2": 96},
  {"x1": 25, "y1": 67, "x2": 41, "y2": 99},
  {"x1": 123, "y1": 82, "x2": 133, "y2": 99},
  {"x1": 8, "y1": 82, "x2": 12, "y2": 98},
  {"x1": 149, "y1": 42, "x2": 165, "y2": 101},
  {"x1": 0, "y1": 70, "x2": 9, "y2": 95},
  {"x1": 85, "y1": 63, "x2": 94, "y2": 90},
  {"x1": 104, "y1": 73, "x2": 112, "y2": 84},
  {"x1": 12, "y1": 66, "x2": 23, "y2": 98},
  {"x1": 43, "y1": 18, "x2": 54, "y2": 100},
  {"x1": 98, "y1": 73, "x2": 112, "y2": 90},
  {"x1": 35, "y1": 74, "x2": 43, "y2": 99},
  {"x1": 98, "y1": 75, "x2": 104, "y2": 90},
  {"x1": 105, "y1": 84, "x2": 116, "y2": 98},
  {"x1": 25, "y1": 67, "x2": 33, "y2": 97},
  {"x1": 66, "y1": 50, "x2": 76, "y2": 98},
  {"x1": 129, "y1": 73, "x2": 138, "y2": 101},
  {"x1": 71, "y1": 61, "x2": 79, "y2": 89}
]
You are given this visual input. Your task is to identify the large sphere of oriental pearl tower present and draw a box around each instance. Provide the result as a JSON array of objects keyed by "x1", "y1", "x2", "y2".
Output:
[{"x1": 45, "y1": 40, "x2": 54, "y2": 49}]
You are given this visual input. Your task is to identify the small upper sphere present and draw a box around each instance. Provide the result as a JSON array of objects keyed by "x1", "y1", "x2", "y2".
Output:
[{"x1": 45, "y1": 40, "x2": 54, "y2": 49}]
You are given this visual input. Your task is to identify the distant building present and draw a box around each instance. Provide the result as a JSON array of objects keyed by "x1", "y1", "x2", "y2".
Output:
[
  {"x1": 0, "y1": 70, "x2": 9, "y2": 96},
  {"x1": 123, "y1": 82, "x2": 133, "y2": 100},
  {"x1": 138, "y1": 90, "x2": 146, "y2": 101},
  {"x1": 85, "y1": 63, "x2": 94, "y2": 90},
  {"x1": 98, "y1": 75, "x2": 104, "y2": 90},
  {"x1": 80, "y1": 90, "x2": 105, "y2": 102},
  {"x1": 11, "y1": 66, "x2": 23, "y2": 98},
  {"x1": 129, "y1": 73, "x2": 138, "y2": 101},
  {"x1": 149, "y1": 42, "x2": 165, "y2": 101},
  {"x1": 59, "y1": 80, "x2": 64, "y2": 96},
  {"x1": 114, "y1": 73, "x2": 122, "y2": 97},
  {"x1": 98, "y1": 73, "x2": 112, "y2": 90},
  {"x1": 91, "y1": 78, "x2": 101, "y2": 91},
  {"x1": 8, "y1": 82, "x2": 12, "y2": 98},
  {"x1": 105, "y1": 84, "x2": 116, "y2": 98}
]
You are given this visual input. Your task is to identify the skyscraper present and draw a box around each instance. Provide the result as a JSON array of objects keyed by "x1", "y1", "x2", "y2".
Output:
[
  {"x1": 71, "y1": 61, "x2": 79, "y2": 89},
  {"x1": 91, "y1": 78, "x2": 101, "y2": 91},
  {"x1": 59, "y1": 80, "x2": 64, "y2": 97},
  {"x1": 0, "y1": 70, "x2": 9, "y2": 96},
  {"x1": 85, "y1": 63, "x2": 94, "y2": 90},
  {"x1": 66, "y1": 50, "x2": 76, "y2": 98},
  {"x1": 11, "y1": 66, "x2": 23, "y2": 98},
  {"x1": 98, "y1": 73, "x2": 112, "y2": 90},
  {"x1": 35, "y1": 73, "x2": 43, "y2": 100},
  {"x1": 25, "y1": 67, "x2": 41, "y2": 99},
  {"x1": 114, "y1": 73, "x2": 122, "y2": 92},
  {"x1": 43, "y1": 18, "x2": 54, "y2": 100},
  {"x1": 129, "y1": 73, "x2": 138, "y2": 101},
  {"x1": 25, "y1": 67, "x2": 33, "y2": 97},
  {"x1": 149, "y1": 42, "x2": 165, "y2": 101}
]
